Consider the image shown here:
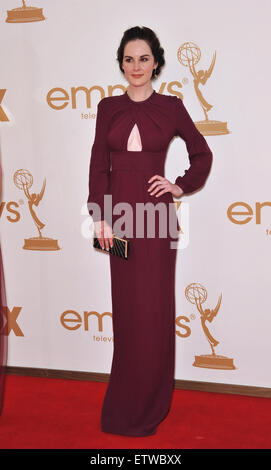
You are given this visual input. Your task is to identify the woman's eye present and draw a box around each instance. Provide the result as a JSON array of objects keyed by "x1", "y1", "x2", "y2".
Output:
[{"x1": 125, "y1": 58, "x2": 148, "y2": 62}]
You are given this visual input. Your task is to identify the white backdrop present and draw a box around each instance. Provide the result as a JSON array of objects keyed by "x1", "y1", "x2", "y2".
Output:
[{"x1": 0, "y1": 0, "x2": 270, "y2": 388}]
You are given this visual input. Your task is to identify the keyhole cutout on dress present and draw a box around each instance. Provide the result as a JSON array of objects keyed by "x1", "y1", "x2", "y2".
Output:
[{"x1": 127, "y1": 123, "x2": 142, "y2": 151}]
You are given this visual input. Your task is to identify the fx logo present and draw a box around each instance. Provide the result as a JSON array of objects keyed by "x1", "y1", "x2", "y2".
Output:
[{"x1": 1, "y1": 307, "x2": 24, "y2": 336}]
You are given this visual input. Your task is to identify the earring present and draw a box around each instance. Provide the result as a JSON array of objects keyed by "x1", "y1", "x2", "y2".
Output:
[{"x1": 153, "y1": 68, "x2": 157, "y2": 78}]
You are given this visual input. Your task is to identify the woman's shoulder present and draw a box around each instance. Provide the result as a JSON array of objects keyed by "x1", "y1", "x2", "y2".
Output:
[
  {"x1": 156, "y1": 91, "x2": 175, "y2": 98},
  {"x1": 154, "y1": 92, "x2": 180, "y2": 112},
  {"x1": 97, "y1": 94, "x2": 124, "y2": 111},
  {"x1": 156, "y1": 92, "x2": 180, "y2": 103},
  {"x1": 99, "y1": 93, "x2": 124, "y2": 103}
]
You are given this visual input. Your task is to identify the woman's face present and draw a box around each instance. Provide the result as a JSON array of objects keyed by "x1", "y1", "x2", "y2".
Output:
[{"x1": 122, "y1": 39, "x2": 158, "y2": 87}]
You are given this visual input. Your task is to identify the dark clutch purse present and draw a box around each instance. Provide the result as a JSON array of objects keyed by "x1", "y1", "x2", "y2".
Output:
[{"x1": 93, "y1": 232, "x2": 130, "y2": 260}]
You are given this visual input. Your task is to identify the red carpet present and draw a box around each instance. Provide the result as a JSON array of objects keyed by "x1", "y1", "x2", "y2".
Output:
[{"x1": 0, "y1": 374, "x2": 271, "y2": 449}]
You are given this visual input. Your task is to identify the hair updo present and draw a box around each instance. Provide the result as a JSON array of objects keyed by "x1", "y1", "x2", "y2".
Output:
[{"x1": 117, "y1": 26, "x2": 165, "y2": 80}]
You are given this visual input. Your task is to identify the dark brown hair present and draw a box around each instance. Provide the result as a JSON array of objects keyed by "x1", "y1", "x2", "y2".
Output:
[{"x1": 117, "y1": 26, "x2": 165, "y2": 79}]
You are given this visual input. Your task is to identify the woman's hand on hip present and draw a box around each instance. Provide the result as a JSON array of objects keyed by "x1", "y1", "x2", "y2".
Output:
[{"x1": 147, "y1": 175, "x2": 184, "y2": 198}]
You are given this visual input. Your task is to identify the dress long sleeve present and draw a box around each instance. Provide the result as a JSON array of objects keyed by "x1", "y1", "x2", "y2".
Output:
[
  {"x1": 173, "y1": 96, "x2": 213, "y2": 194},
  {"x1": 93, "y1": 90, "x2": 212, "y2": 437},
  {"x1": 87, "y1": 98, "x2": 111, "y2": 223}
]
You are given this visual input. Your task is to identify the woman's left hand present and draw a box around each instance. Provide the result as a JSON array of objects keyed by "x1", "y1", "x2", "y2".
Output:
[{"x1": 147, "y1": 174, "x2": 184, "y2": 198}]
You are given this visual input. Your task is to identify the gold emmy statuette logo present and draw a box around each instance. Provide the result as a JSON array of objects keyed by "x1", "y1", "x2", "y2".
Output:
[
  {"x1": 177, "y1": 42, "x2": 229, "y2": 136},
  {"x1": 6, "y1": 0, "x2": 46, "y2": 23},
  {"x1": 13, "y1": 169, "x2": 60, "y2": 251},
  {"x1": 185, "y1": 282, "x2": 236, "y2": 369}
]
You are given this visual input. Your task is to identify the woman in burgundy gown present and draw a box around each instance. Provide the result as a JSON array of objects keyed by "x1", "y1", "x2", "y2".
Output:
[{"x1": 87, "y1": 27, "x2": 213, "y2": 437}]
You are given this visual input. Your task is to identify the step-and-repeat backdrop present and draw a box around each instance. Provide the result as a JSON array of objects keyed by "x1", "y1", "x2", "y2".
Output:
[{"x1": 0, "y1": 0, "x2": 270, "y2": 388}]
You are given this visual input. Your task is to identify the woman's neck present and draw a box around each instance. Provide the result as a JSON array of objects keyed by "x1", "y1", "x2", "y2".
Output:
[{"x1": 126, "y1": 85, "x2": 154, "y2": 102}]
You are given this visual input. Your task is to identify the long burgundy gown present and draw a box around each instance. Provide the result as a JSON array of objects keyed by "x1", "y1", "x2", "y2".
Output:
[{"x1": 87, "y1": 90, "x2": 213, "y2": 436}]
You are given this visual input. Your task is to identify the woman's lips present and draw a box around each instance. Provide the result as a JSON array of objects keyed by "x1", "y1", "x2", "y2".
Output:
[{"x1": 132, "y1": 74, "x2": 143, "y2": 77}]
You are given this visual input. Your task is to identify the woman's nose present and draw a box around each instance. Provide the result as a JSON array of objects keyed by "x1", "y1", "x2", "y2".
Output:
[{"x1": 133, "y1": 61, "x2": 141, "y2": 71}]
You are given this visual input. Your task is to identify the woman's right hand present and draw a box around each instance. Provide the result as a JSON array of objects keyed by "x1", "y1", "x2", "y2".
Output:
[{"x1": 94, "y1": 220, "x2": 113, "y2": 251}]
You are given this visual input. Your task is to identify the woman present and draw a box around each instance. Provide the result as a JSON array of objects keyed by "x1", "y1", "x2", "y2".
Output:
[{"x1": 87, "y1": 26, "x2": 213, "y2": 437}]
